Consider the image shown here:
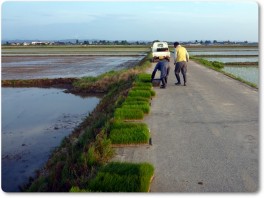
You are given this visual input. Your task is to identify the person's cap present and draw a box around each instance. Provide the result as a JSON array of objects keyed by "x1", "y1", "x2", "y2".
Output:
[{"x1": 159, "y1": 56, "x2": 164, "y2": 60}]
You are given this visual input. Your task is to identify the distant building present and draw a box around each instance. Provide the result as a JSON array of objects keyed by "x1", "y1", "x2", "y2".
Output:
[{"x1": 31, "y1": 41, "x2": 47, "y2": 45}]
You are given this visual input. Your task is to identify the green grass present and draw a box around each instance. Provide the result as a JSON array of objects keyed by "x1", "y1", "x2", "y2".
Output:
[
  {"x1": 88, "y1": 162, "x2": 154, "y2": 192},
  {"x1": 114, "y1": 108, "x2": 144, "y2": 120},
  {"x1": 109, "y1": 121, "x2": 150, "y2": 144}
]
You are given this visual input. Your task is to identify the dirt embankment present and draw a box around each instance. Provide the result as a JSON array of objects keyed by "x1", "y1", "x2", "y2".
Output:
[{"x1": 2, "y1": 78, "x2": 77, "y2": 88}]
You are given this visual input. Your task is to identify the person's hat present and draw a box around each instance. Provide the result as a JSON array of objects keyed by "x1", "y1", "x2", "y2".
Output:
[{"x1": 159, "y1": 56, "x2": 164, "y2": 60}]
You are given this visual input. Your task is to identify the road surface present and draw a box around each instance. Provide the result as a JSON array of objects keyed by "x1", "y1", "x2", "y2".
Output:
[{"x1": 112, "y1": 58, "x2": 259, "y2": 192}]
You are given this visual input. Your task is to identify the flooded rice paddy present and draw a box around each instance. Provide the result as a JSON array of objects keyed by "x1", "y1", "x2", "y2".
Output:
[
  {"x1": 1, "y1": 88, "x2": 101, "y2": 191},
  {"x1": 189, "y1": 46, "x2": 259, "y2": 86},
  {"x1": 1, "y1": 47, "x2": 146, "y2": 191},
  {"x1": 222, "y1": 66, "x2": 259, "y2": 85},
  {"x1": 1, "y1": 55, "x2": 144, "y2": 80},
  {"x1": 202, "y1": 57, "x2": 258, "y2": 63}
]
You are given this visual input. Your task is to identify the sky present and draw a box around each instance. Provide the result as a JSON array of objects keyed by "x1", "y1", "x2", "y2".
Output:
[{"x1": 0, "y1": 0, "x2": 260, "y2": 42}]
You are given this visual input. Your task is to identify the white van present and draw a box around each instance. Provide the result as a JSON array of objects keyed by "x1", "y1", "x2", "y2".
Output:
[{"x1": 151, "y1": 41, "x2": 170, "y2": 62}]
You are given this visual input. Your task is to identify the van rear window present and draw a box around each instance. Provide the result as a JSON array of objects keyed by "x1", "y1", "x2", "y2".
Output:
[{"x1": 157, "y1": 48, "x2": 169, "y2": 52}]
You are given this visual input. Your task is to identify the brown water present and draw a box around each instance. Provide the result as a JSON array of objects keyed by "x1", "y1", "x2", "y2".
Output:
[
  {"x1": 1, "y1": 87, "x2": 101, "y2": 192},
  {"x1": 1, "y1": 55, "x2": 144, "y2": 80}
]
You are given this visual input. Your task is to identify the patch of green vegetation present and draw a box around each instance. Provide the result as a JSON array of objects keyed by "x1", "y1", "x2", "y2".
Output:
[
  {"x1": 122, "y1": 104, "x2": 150, "y2": 114},
  {"x1": 122, "y1": 100, "x2": 149, "y2": 106},
  {"x1": 134, "y1": 82, "x2": 152, "y2": 88},
  {"x1": 114, "y1": 108, "x2": 144, "y2": 120},
  {"x1": 128, "y1": 90, "x2": 152, "y2": 98},
  {"x1": 109, "y1": 121, "x2": 150, "y2": 144},
  {"x1": 87, "y1": 162, "x2": 154, "y2": 192},
  {"x1": 69, "y1": 186, "x2": 89, "y2": 192},
  {"x1": 136, "y1": 73, "x2": 152, "y2": 83},
  {"x1": 125, "y1": 96, "x2": 150, "y2": 103}
]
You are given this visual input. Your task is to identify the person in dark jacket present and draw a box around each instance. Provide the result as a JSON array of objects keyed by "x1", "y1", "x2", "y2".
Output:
[{"x1": 151, "y1": 57, "x2": 170, "y2": 88}]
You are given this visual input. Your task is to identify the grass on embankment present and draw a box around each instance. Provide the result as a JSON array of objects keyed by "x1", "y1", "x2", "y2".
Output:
[
  {"x1": 82, "y1": 162, "x2": 154, "y2": 192},
  {"x1": 190, "y1": 56, "x2": 258, "y2": 89}
]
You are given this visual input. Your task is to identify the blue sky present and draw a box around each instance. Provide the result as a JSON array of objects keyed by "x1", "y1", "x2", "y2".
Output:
[{"x1": 1, "y1": 0, "x2": 259, "y2": 42}]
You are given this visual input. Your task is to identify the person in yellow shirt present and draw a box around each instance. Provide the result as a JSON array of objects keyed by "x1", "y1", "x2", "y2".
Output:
[{"x1": 174, "y1": 42, "x2": 189, "y2": 86}]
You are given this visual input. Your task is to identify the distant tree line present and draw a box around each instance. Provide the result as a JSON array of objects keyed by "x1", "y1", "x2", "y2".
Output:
[{"x1": 3, "y1": 39, "x2": 254, "y2": 46}]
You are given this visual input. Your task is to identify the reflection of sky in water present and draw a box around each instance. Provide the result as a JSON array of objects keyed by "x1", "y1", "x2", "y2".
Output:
[
  {"x1": 1, "y1": 88, "x2": 100, "y2": 192},
  {"x1": 203, "y1": 57, "x2": 258, "y2": 63},
  {"x1": 222, "y1": 67, "x2": 259, "y2": 85}
]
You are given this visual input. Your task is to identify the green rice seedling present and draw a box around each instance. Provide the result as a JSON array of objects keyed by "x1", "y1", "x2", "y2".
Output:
[
  {"x1": 110, "y1": 121, "x2": 147, "y2": 130},
  {"x1": 122, "y1": 101, "x2": 149, "y2": 106},
  {"x1": 109, "y1": 127, "x2": 150, "y2": 144},
  {"x1": 128, "y1": 90, "x2": 151, "y2": 98},
  {"x1": 129, "y1": 88, "x2": 155, "y2": 98},
  {"x1": 125, "y1": 96, "x2": 150, "y2": 103},
  {"x1": 131, "y1": 86, "x2": 152, "y2": 91},
  {"x1": 88, "y1": 162, "x2": 154, "y2": 192},
  {"x1": 109, "y1": 121, "x2": 150, "y2": 144},
  {"x1": 69, "y1": 186, "x2": 89, "y2": 192},
  {"x1": 114, "y1": 108, "x2": 144, "y2": 120},
  {"x1": 133, "y1": 82, "x2": 152, "y2": 88},
  {"x1": 122, "y1": 104, "x2": 150, "y2": 114},
  {"x1": 150, "y1": 90, "x2": 156, "y2": 96},
  {"x1": 136, "y1": 73, "x2": 152, "y2": 83}
]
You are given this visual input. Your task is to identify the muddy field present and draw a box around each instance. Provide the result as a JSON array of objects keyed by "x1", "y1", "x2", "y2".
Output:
[{"x1": 1, "y1": 55, "x2": 144, "y2": 80}]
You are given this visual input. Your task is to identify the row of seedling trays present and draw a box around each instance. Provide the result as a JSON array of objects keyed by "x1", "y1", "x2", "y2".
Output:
[
  {"x1": 109, "y1": 73, "x2": 155, "y2": 146},
  {"x1": 86, "y1": 74, "x2": 155, "y2": 192}
]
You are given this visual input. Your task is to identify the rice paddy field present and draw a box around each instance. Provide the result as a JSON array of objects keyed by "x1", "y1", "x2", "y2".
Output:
[
  {"x1": 1, "y1": 45, "x2": 149, "y2": 191},
  {"x1": 188, "y1": 45, "x2": 259, "y2": 86},
  {"x1": 1, "y1": 46, "x2": 149, "y2": 80}
]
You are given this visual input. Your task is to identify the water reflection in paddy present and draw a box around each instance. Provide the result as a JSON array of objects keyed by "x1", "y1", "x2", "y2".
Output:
[
  {"x1": 1, "y1": 87, "x2": 101, "y2": 192},
  {"x1": 203, "y1": 57, "x2": 258, "y2": 63},
  {"x1": 222, "y1": 66, "x2": 259, "y2": 85}
]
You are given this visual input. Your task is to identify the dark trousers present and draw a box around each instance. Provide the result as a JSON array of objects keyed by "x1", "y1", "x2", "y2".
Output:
[
  {"x1": 165, "y1": 66, "x2": 170, "y2": 83},
  {"x1": 161, "y1": 77, "x2": 166, "y2": 87},
  {"x1": 175, "y1": 61, "x2": 187, "y2": 83}
]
